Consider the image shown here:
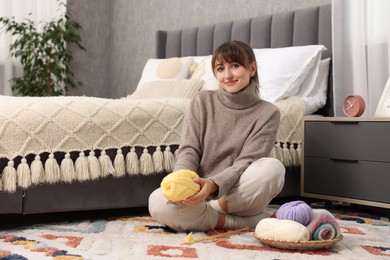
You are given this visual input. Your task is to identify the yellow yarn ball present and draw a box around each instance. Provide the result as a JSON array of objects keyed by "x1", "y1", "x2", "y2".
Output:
[{"x1": 161, "y1": 169, "x2": 201, "y2": 202}]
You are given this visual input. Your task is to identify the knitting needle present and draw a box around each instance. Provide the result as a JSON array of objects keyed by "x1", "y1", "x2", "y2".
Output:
[{"x1": 182, "y1": 227, "x2": 250, "y2": 245}]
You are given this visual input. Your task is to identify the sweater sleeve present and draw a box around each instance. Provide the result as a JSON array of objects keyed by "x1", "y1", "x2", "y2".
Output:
[
  {"x1": 209, "y1": 107, "x2": 281, "y2": 198},
  {"x1": 173, "y1": 96, "x2": 202, "y2": 173}
]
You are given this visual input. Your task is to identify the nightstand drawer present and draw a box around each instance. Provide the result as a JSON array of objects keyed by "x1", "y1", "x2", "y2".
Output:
[
  {"x1": 304, "y1": 157, "x2": 390, "y2": 204},
  {"x1": 305, "y1": 121, "x2": 390, "y2": 162}
]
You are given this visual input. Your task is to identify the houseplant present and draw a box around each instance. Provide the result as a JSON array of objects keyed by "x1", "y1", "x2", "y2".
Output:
[{"x1": 0, "y1": 3, "x2": 85, "y2": 96}]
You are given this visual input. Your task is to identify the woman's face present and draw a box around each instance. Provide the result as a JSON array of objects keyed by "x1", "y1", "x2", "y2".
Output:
[{"x1": 214, "y1": 60, "x2": 256, "y2": 93}]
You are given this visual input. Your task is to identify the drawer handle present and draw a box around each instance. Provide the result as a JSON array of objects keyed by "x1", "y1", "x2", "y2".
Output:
[{"x1": 330, "y1": 158, "x2": 358, "y2": 163}]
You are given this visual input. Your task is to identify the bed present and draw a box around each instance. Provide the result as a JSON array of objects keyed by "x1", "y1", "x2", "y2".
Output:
[{"x1": 0, "y1": 4, "x2": 333, "y2": 215}]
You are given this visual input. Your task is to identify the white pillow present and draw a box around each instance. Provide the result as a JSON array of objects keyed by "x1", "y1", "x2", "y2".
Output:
[
  {"x1": 254, "y1": 45, "x2": 326, "y2": 102},
  {"x1": 189, "y1": 56, "x2": 219, "y2": 90},
  {"x1": 137, "y1": 57, "x2": 194, "y2": 88},
  {"x1": 192, "y1": 56, "x2": 208, "y2": 66},
  {"x1": 128, "y1": 79, "x2": 203, "y2": 100},
  {"x1": 301, "y1": 58, "x2": 331, "y2": 115},
  {"x1": 297, "y1": 48, "x2": 323, "y2": 98}
]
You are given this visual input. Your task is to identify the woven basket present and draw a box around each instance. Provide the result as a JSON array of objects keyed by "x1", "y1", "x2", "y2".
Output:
[{"x1": 255, "y1": 235, "x2": 343, "y2": 250}]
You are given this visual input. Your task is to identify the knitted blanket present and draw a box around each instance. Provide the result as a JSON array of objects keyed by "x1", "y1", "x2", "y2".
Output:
[
  {"x1": 0, "y1": 95, "x2": 304, "y2": 192},
  {"x1": 0, "y1": 96, "x2": 189, "y2": 192},
  {"x1": 272, "y1": 96, "x2": 305, "y2": 167}
]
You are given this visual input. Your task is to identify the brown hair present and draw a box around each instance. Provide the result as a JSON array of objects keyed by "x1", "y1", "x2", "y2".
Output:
[{"x1": 211, "y1": 40, "x2": 259, "y2": 89}]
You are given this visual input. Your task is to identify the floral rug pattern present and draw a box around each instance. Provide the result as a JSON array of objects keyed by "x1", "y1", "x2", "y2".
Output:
[{"x1": 0, "y1": 205, "x2": 389, "y2": 260}]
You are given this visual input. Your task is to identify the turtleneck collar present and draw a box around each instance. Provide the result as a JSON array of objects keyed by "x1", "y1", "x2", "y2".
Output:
[{"x1": 217, "y1": 80, "x2": 260, "y2": 110}]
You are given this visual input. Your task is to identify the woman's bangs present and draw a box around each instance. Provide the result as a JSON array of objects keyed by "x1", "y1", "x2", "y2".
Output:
[{"x1": 216, "y1": 50, "x2": 243, "y2": 65}]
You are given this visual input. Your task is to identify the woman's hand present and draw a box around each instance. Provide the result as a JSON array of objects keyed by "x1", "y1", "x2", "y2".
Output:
[{"x1": 182, "y1": 178, "x2": 218, "y2": 206}]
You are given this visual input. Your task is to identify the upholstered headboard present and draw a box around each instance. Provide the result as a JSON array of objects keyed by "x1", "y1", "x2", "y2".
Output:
[{"x1": 155, "y1": 4, "x2": 333, "y2": 116}]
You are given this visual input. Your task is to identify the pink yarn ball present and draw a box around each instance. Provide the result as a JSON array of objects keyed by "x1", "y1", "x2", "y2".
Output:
[{"x1": 276, "y1": 200, "x2": 313, "y2": 226}]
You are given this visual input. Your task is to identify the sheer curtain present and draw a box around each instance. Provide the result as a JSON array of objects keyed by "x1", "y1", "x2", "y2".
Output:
[
  {"x1": 0, "y1": 0, "x2": 65, "y2": 95},
  {"x1": 332, "y1": 0, "x2": 390, "y2": 116}
]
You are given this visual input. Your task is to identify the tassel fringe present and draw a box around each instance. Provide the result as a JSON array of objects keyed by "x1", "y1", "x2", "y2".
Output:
[
  {"x1": 0, "y1": 145, "x2": 183, "y2": 192},
  {"x1": 0, "y1": 142, "x2": 301, "y2": 192},
  {"x1": 88, "y1": 151, "x2": 101, "y2": 179},
  {"x1": 271, "y1": 142, "x2": 301, "y2": 167},
  {"x1": 140, "y1": 148, "x2": 154, "y2": 175},
  {"x1": 126, "y1": 147, "x2": 139, "y2": 174},
  {"x1": 152, "y1": 147, "x2": 164, "y2": 173},
  {"x1": 17, "y1": 158, "x2": 31, "y2": 189},
  {"x1": 113, "y1": 149, "x2": 126, "y2": 178},
  {"x1": 99, "y1": 150, "x2": 115, "y2": 176},
  {"x1": 75, "y1": 152, "x2": 90, "y2": 181},
  {"x1": 61, "y1": 153, "x2": 76, "y2": 183},
  {"x1": 2, "y1": 161, "x2": 17, "y2": 193},
  {"x1": 297, "y1": 144, "x2": 302, "y2": 163},
  {"x1": 45, "y1": 153, "x2": 61, "y2": 184},
  {"x1": 163, "y1": 146, "x2": 175, "y2": 173},
  {"x1": 282, "y1": 143, "x2": 292, "y2": 167},
  {"x1": 31, "y1": 155, "x2": 45, "y2": 185}
]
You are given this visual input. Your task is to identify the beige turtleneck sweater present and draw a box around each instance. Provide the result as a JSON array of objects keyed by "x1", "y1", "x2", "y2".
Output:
[{"x1": 173, "y1": 81, "x2": 281, "y2": 198}]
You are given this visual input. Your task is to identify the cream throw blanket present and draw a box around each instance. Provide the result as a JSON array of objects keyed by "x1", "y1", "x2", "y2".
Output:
[
  {"x1": 272, "y1": 96, "x2": 305, "y2": 167},
  {"x1": 0, "y1": 95, "x2": 304, "y2": 192}
]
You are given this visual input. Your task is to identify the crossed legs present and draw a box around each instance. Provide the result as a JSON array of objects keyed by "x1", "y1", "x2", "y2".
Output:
[{"x1": 149, "y1": 157, "x2": 285, "y2": 231}]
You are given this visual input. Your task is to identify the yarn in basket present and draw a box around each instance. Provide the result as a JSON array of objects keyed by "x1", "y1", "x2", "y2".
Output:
[
  {"x1": 276, "y1": 200, "x2": 313, "y2": 226},
  {"x1": 161, "y1": 169, "x2": 200, "y2": 202}
]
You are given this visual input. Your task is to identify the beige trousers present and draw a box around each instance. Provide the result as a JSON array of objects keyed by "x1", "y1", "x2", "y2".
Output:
[{"x1": 148, "y1": 157, "x2": 285, "y2": 231}]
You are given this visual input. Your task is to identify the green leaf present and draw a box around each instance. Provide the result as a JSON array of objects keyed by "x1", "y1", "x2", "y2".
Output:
[{"x1": 0, "y1": 2, "x2": 85, "y2": 96}]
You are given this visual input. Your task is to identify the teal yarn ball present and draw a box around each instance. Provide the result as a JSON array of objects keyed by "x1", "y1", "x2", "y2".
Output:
[{"x1": 276, "y1": 200, "x2": 313, "y2": 226}]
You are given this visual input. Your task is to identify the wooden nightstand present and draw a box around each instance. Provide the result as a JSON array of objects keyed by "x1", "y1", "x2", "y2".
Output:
[{"x1": 301, "y1": 117, "x2": 390, "y2": 209}]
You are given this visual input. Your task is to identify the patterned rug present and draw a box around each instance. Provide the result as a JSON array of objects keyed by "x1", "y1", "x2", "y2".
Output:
[{"x1": 0, "y1": 203, "x2": 389, "y2": 260}]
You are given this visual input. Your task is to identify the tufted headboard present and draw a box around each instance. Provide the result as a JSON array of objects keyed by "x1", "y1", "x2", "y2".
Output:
[{"x1": 155, "y1": 4, "x2": 333, "y2": 116}]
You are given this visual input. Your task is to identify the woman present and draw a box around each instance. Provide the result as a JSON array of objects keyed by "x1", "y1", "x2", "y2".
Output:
[{"x1": 149, "y1": 40, "x2": 285, "y2": 231}]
